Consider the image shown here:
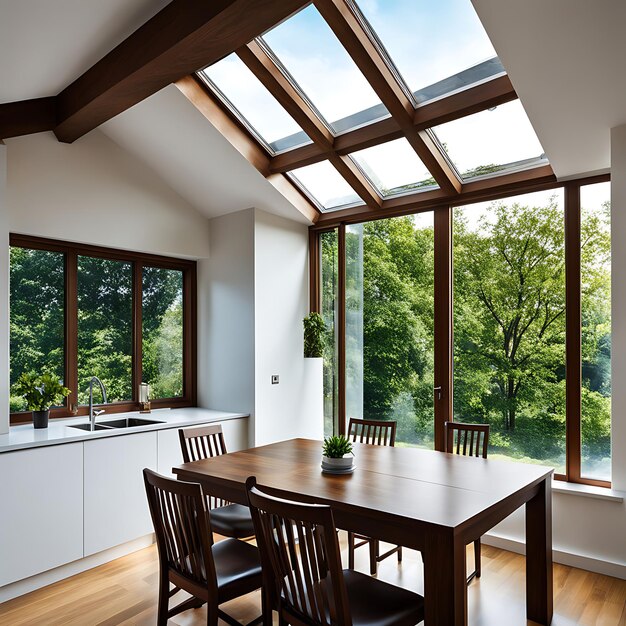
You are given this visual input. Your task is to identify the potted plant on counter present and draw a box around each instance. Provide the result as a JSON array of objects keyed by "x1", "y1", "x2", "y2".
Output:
[
  {"x1": 322, "y1": 435, "x2": 355, "y2": 474},
  {"x1": 14, "y1": 372, "x2": 71, "y2": 429}
]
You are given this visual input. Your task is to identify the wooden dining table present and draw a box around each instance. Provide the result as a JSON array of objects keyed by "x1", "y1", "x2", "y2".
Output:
[{"x1": 173, "y1": 438, "x2": 553, "y2": 626}]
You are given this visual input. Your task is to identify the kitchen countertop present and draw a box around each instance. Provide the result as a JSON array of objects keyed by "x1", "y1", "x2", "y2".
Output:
[{"x1": 0, "y1": 408, "x2": 249, "y2": 453}]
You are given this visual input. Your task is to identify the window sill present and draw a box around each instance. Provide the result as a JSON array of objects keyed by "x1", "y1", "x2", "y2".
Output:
[{"x1": 552, "y1": 480, "x2": 623, "y2": 502}]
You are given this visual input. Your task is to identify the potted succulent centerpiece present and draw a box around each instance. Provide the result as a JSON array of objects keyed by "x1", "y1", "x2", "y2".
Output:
[
  {"x1": 14, "y1": 372, "x2": 71, "y2": 429},
  {"x1": 322, "y1": 435, "x2": 355, "y2": 474}
]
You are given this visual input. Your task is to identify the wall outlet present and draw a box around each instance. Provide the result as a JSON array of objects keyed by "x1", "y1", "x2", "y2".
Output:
[{"x1": 271, "y1": 375, "x2": 279, "y2": 385}]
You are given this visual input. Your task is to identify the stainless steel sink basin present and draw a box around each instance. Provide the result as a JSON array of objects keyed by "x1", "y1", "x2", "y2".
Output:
[
  {"x1": 69, "y1": 417, "x2": 164, "y2": 432},
  {"x1": 70, "y1": 423, "x2": 112, "y2": 431},
  {"x1": 99, "y1": 417, "x2": 164, "y2": 429}
]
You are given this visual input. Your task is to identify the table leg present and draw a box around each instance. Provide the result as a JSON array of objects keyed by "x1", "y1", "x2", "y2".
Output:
[
  {"x1": 525, "y1": 477, "x2": 553, "y2": 624},
  {"x1": 423, "y1": 530, "x2": 467, "y2": 625}
]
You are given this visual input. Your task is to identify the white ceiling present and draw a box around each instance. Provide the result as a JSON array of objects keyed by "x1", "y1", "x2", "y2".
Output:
[
  {"x1": 100, "y1": 85, "x2": 311, "y2": 224},
  {"x1": 0, "y1": 0, "x2": 170, "y2": 102},
  {"x1": 1, "y1": 0, "x2": 624, "y2": 220},
  {"x1": 472, "y1": 0, "x2": 626, "y2": 178}
]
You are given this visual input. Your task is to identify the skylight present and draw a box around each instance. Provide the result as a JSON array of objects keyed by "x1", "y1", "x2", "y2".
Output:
[
  {"x1": 289, "y1": 161, "x2": 362, "y2": 212},
  {"x1": 352, "y1": 0, "x2": 502, "y2": 105},
  {"x1": 432, "y1": 100, "x2": 547, "y2": 181},
  {"x1": 260, "y1": 5, "x2": 389, "y2": 135},
  {"x1": 350, "y1": 138, "x2": 438, "y2": 197},
  {"x1": 199, "y1": 54, "x2": 312, "y2": 154}
]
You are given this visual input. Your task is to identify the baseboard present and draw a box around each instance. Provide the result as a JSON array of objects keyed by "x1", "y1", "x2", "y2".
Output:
[
  {"x1": 0, "y1": 534, "x2": 155, "y2": 604},
  {"x1": 483, "y1": 532, "x2": 626, "y2": 580}
]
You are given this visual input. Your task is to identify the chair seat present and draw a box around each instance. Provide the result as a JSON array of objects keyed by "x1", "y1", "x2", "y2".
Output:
[
  {"x1": 210, "y1": 503, "x2": 255, "y2": 538},
  {"x1": 342, "y1": 570, "x2": 424, "y2": 626},
  {"x1": 213, "y1": 538, "x2": 263, "y2": 602},
  {"x1": 283, "y1": 569, "x2": 424, "y2": 626}
]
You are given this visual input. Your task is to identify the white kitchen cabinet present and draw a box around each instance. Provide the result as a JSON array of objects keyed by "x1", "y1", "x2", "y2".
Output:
[
  {"x1": 0, "y1": 443, "x2": 83, "y2": 587},
  {"x1": 157, "y1": 419, "x2": 249, "y2": 478},
  {"x1": 83, "y1": 432, "x2": 157, "y2": 556}
]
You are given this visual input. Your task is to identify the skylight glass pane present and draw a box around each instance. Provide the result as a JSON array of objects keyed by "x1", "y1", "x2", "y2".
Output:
[
  {"x1": 199, "y1": 54, "x2": 311, "y2": 153},
  {"x1": 354, "y1": 0, "x2": 501, "y2": 104},
  {"x1": 350, "y1": 138, "x2": 437, "y2": 197},
  {"x1": 289, "y1": 161, "x2": 361, "y2": 211},
  {"x1": 261, "y1": 5, "x2": 389, "y2": 134},
  {"x1": 432, "y1": 100, "x2": 547, "y2": 181}
]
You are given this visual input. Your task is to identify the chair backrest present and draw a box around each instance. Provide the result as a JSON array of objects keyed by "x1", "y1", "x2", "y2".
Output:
[
  {"x1": 245, "y1": 477, "x2": 351, "y2": 626},
  {"x1": 347, "y1": 417, "x2": 396, "y2": 446},
  {"x1": 444, "y1": 421, "x2": 490, "y2": 458},
  {"x1": 178, "y1": 423, "x2": 227, "y2": 463},
  {"x1": 143, "y1": 468, "x2": 217, "y2": 598}
]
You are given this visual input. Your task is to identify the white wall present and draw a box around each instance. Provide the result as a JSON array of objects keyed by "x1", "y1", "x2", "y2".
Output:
[
  {"x1": 485, "y1": 125, "x2": 626, "y2": 579},
  {"x1": 254, "y1": 209, "x2": 320, "y2": 445},
  {"x1": 1, "y1": 130, "x2": 211, "y2": 433},
  {"x1": 5, "y1": 131, "x2": 210, "y2": 259},
  {"x1": 199, "y1": 208, "x2": 318, "y2": 447},
  {"x1": 0, "y1": 145, "x2": 8, "y2": 435},
  {"x1": 197, "y1": 209, "x2": 255, "y2": 444}
]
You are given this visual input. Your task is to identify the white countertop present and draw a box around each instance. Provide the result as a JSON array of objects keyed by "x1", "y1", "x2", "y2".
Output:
[{"x1": 0, "y1": 408, "x2": 249, "y2": 453}]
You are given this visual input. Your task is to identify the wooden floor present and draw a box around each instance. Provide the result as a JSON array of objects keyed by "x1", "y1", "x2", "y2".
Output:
[{"x1": 1, "y1": 538, "x2": 624, "y2": 626}]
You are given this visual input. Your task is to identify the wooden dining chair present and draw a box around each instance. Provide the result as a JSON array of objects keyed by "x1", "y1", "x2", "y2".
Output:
[
  {"x1": 143, "y1": 469, "x2": 263, "y2": 626},
  {"x1": 179, "y1": 424, "x2": 255, "y2": 539},
  {"x1": 245, "y1": 476, "x2": 424, "y2": 626},
  {"x1": 444, "y1": 421, "x2": 490, "y2": 584},
  {"x1": 346, "y1": 417, "x2": 401, "y2": 575}
]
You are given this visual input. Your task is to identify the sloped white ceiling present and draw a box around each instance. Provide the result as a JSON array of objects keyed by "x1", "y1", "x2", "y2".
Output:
[
  {"x1": 472, "y1": 0, "x2": 626, "y2": 178},
  {"x1": 0, "y1": 0, "x2": 170, "y2": 102},
  {"x1": 100, "y1": 86, "x2": 311, "y2": 224}
]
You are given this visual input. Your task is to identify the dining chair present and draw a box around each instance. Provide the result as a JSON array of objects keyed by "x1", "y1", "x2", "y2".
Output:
[
  {"x1": 346, "y1": 417, "x2": 401, "y2": 575},
  {"x1": 179, "y1": 424, "x2": 255, "y2": 539},
  {"x1": 143, "y1": 469, "x2": 263, "y2": 626},
  {"x1": 444, "y1": 421, "x2": 490, "y2": 584},
  {"x1": 245, "y1": 476, "x2": 425, "y2": 626}
]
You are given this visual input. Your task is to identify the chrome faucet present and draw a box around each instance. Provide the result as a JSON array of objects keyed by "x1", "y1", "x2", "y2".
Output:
[{"x1": 88, "y1": 376, "x2": 108, "y2": 431}]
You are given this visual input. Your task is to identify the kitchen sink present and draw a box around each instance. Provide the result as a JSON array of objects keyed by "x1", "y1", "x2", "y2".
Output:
[
  {"x1": 69, "y1": 417, "x2": 164, "y2": 431},
  {"x1": 98, "y1": 417, "x2": 164, "y2": 429},
  {"x1": 70, "y1": 423, "x2": 112, "y2": 431}
]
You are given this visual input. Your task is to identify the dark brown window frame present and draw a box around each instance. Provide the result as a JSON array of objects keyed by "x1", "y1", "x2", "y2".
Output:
[
  {"x1": 9, "y1": 234, "x2": 197, "y2": 425},
  {"x1": 311, "y1": 173, "x2": 611, "y2": 488}
]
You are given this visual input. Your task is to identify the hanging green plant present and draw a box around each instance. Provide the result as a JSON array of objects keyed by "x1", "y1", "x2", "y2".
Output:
[{"x1": 303, "y1": 312, "x2": 325, "y2": 358}]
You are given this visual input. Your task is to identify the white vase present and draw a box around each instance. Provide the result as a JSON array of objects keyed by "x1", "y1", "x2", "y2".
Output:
[
  {"x1": 302, "y1": 357, "x2": 324, "y2": 439},
  {"x1": 322, "y1": 454, "x2": 354, "y2": 469}
]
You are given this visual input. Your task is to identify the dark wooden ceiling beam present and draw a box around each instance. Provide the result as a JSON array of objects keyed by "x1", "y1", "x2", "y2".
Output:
[
  {"x1": 236, "y1": 41, "x2": 333, "y2": 147},
  {"x1": 238, "y1": 38, "x2": 381, "y2": 209},
  {"x1": 175, "y1": 75, "x2": 319, "y2": 224},
  {"x1": 314, "y1": 0, "x2": 461, "y2": 195},
  {"x1": 269, "y1": 75, "x2": 516, "y2": 173},
  {"x1": 0, "y1": 97, "x2": 56, "y2": 141},
  {"x1": 312, "y1": 164, "x2": 557, "y2": 229},
  {"x1": 54, "y1": 0, "x2": 311, "y2": 143}
]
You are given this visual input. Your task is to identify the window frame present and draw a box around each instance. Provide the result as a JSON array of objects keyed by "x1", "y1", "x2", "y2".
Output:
[
  {"x1": 9, "y1": 234, "x2": 197, "y2": 425},
  {"x1": 311, "y1": 174, "x2": 611, "y2": 488}
]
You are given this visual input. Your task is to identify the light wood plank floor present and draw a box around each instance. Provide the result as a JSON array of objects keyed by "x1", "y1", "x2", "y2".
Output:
[{"x1": 1, "y1": 539, "x2": 624, "y2": 625}]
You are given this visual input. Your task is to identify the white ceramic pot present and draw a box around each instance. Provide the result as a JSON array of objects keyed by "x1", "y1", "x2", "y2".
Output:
[{"x1": 322, "y1": 455, "x2": 354, "y2": 469}]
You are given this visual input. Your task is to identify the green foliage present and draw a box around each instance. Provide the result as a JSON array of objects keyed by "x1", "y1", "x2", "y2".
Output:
[
  {"x1": 321, "y1": 193, "x2": 611, "y2": 472},
  {"x1": 322, "y1": 435, "x2": 353, "y2": 458},
  {"x1": 10, "y1": 250, "x2": 184, "y2": 412},
  {"x1": 13, "y1": 372, "x2": 70, "y2": 411},
  {"x1": 304, "y1": 312, "x2": 325, "y2": 358}
]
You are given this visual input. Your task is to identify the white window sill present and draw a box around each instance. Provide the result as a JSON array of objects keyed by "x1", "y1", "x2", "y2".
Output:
[{"x1": 552, "y1": 480, "x2": 624, "y2": 502}]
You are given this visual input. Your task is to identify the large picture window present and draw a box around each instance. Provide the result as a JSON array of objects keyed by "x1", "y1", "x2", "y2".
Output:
[
  {"x1": 315, "y1": 177, "x2": 611, "y2": 487},
  {"x1": 9, "y1": 235, "x2": 196, "y2": 423}
]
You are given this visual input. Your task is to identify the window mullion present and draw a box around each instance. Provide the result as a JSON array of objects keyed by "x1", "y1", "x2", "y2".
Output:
[
  {"x1": 434, "y1": 206, "x2": 453, "y2": 451},
  {"x1": 565, "y1": 183, "x2": 582, "y2": 482},
  {"x1": 65, "y1": 251, "x2": 78, "y2": 413},
  {"x1": 132, "y1": 262, "x2": 143, "y2": 405}
]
